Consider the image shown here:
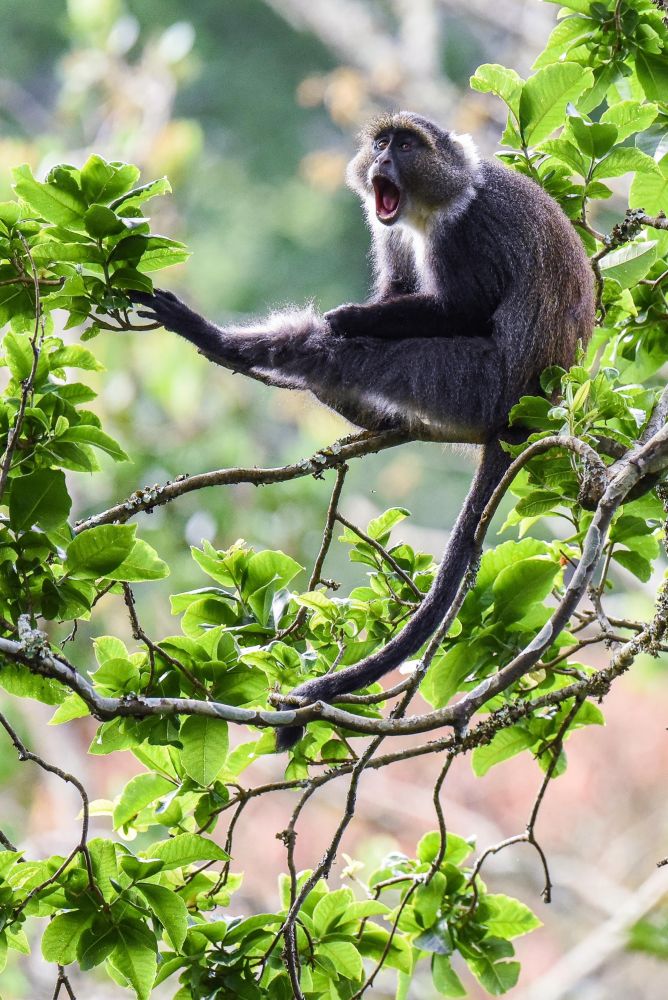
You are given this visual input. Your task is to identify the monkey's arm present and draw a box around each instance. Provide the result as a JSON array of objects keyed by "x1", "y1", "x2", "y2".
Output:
[{"x1": 325, "y1": 295, "x2": 493, "y2": 340}]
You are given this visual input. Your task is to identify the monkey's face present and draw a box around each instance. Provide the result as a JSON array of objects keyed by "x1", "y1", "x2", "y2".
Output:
[{"x1": 347, "y1": 113, "x2": 479, "y2": 228}]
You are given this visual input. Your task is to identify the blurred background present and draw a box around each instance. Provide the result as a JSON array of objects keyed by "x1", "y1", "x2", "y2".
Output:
[{"x1": 0, "y1": 0, "x2": 666, "y2": 996}]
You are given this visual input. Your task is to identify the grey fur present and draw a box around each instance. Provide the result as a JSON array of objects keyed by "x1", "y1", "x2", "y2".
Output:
[{"x1": 133, "y1": 113, "x2": 595, "y2": 751}]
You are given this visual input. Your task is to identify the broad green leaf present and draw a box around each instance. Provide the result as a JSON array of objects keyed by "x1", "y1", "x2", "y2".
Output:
[
  {"x1": 13, "y1": 163, "x2": 86, "y2": 226},
  {"x1": 318, "y1": 939, "x2": 363, "y2": 981},
  {"x1": 84, "y1": 205, "x2": 125, "y2": 238},
  {"x1": 568, "y1": 117, "x2": 618, "y2": 159},
  {"x1": 433, "y1": 955, "x2": 467, "y2": 997},
  {"x1": 366, "y1": 506, "x2": 410, "y2": 542},
  {"x1": 421, "y1": 643, "x2": 478, "y2": 709},
  {"x1": 0, "y1": 664, "x2": 66, "y2": 705},
  {"x1": 65, "y1": 524, "x2": 136, "y2": 578},
  {"x1": 136, "y1": 882, "x2": 188, "y2": 950},
  {"x1": 243, "y1": 550, "x2": 303, "y2": 626},
  {"x1": 80, "y1": 156, "x2": 140, "y2": 206},
  {"x1": 630, "y1": 153, "x2": 668, "y2": 214},
  {"x1": 179, "y1": 715, "x2": 229, "y2": 786},
  {"x1": 9, "y1": 469, "x2": 71, "y2": 532},
  {"x1": 113, "y1": 773, "x2": 175, "y2": 829},
  {"x1": 599, "y1": 241, "x2": 658, "y2": 289},
  {"x1": 49, "y1": 344, "x2": 104, "y2": 371},
  {"x1": 312, "y1": 888, "x2": 353, "y2": 934},
  {"x1": 470, "y1": 64, "x2": 524, "y2": 118},
  {"x1": 58, "y1": 425, "x2": 128, "y2": 461},
  {"x1": 111, "y1": 921, "x2": 157, "y2": 1000},
  {"x1": 144, "y1": 832, "x2": 230, "y2": 871},
  {"x1": 472, "y1": 726, "x2": 535, "y2": 776},
  {"x1": 636, "y1": 51, "x2": 668, "y2": 103},
  {"x1": 42, "y1": 911, "x2": 92, "y2": 964},
  {"x1": 593, "y1": 147, "x2": 659, "y2": 180},
  {"x1": 110, "y1": 176, "x2": 171, "y2": 212},
  {"x1": 417, "y1": 830, "x2": 473, "y2": 866},
  {"x1": 519, "y1": 64, "x2": 594, "y2": 145},
  {"x1": 479, "y1": 894, "x2": 542, "y2": 939},
  {"x1": 119, "y1": 856, "x2": 165, "y2": 881},
  {"x1": 104, "y1": 539, "x2": 169, "y2": 582},
  {"x1": 612, "y1": 549, "x2": 653, "y2": 582},
  {"x1": 136, "y1": 237, "x2": 190, "y2": 272},
  {"x1": 600, "y1": 101, "x2": 658, "y2": 142},
  {"x1": 466, "y1": 954, "x2": 520, "y2": 996},
  {"x1": 3, "y1": 330, "x2": 35, "y2": 380},
  {"x1": 491, "y1": 557, "x2": 560, "y2": 621}
]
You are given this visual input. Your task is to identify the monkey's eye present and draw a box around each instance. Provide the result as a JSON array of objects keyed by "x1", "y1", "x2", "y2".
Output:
[
  {"x1": 374, "y1": 136, "x2": 390, "y2": 151},
  {"x1": 399, "y1": 139, "x2": 415, "y2": 151}
]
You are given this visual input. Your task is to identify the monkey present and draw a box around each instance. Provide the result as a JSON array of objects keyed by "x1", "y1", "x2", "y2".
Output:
[{"x1": 132, "y1": 112, "x2": 595, "y2": 751}]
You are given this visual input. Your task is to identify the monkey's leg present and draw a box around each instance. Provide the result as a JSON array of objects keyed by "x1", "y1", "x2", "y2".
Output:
[
  {"x1": 325, "y1": 295, "x2": 494, "y2": 340},
  {"x1": 133, "y1": 290, "x2": 505, "y2": 437}
]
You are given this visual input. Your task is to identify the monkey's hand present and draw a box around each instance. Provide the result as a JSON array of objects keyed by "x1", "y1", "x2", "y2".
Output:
[
  {"x1": 324, "y1": 303, "x2": 375, "y2": 338},
  {"x1": 131, "y1": 289, "x2": 203, "y2": 336}
]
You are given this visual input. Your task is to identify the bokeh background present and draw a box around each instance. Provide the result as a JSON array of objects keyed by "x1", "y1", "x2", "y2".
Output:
[{"x1": 0, "y1": 0, "x2": 666, "y2": 997}]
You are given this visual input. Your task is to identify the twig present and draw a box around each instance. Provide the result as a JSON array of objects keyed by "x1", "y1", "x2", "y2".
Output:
[
  {"x1": 0, "y1": 711, "x2": 105, "y2": 912},
  {"x1": 74, "y1": 428, "x2": 445, "y2": 533},
  {"x1": 276, "y1": 464, "x2": 348, "y2": 640},
  {"x1": 0, "y1": 235, "x2": 46, "y2": 499},
  {"x1": 335, "y1": 512, "x2": 423, "y2": 600}
]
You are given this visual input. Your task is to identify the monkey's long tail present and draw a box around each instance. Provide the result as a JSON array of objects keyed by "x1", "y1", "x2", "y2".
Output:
[{"x1": 275, "y1": 440, "x2": 513, "y2": 751}]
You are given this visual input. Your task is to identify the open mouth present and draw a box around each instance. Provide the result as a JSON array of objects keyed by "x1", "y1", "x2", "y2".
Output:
[{"x1": 373, "y1": 176, "x2": 401, "y2": 222}]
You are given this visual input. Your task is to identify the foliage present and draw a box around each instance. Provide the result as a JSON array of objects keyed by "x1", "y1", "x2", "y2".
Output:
[{"x1": 0, "y1": 1, "x2": 667, "y2": 998}]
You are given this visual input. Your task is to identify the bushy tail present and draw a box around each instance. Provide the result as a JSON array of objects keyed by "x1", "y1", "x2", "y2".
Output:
[{"x1": 275, "y1": 441, "x2": 512, "y2": 750}]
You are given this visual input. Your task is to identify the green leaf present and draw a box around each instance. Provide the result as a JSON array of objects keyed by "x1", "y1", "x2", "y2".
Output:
[
  {"x1": 3, "y1": 330, "x2": 34, "y2": 380},
  {"x1": 636, "y1": 51, "x2": 668, "y2": 103},
  {"x1": 136, "y1": 882, "x2": 188, "y2": 950},
  {"x1": 135, "y1": 236, "x2": 190, "y2": 272},
  {"x1": 84, "y1": 205, "x2": 126, "y2": 238},
  {"x1": 80, "y1": 156, "x2": 140, "y2": 206},
  {"x1": 366, "y1": 506, "x2": 410, "y2": 542},
  {"x1": 421, "y1": 643, "x2": 478, "y2": 709},
  {"x1": 593, "y1": 147, "x2": 659, "y2": 180},
  {"x1": 469, "y1": 64, "x2": 524, "y2": 118},
  {"x1": 65, "y1": 524, "x2": 136, "y2": 578},
  {"x1": 104, "y1": 538, "x2": 169, "y2": 582},
  {"x1": 58, "y1": 424, "x2": 128, "y2": 461},
  {"x1": 243, "y1": 550, "x2": 303, "y2": 626},
  {"x1": 472, "y1": 726, "x2": 535, "y2": 777},
  {"x1": 50, "y1": 344, "x2": 104, "y2": 371},
  {"x1": 119, "y1": 856, "x2": 165, "y2": 881},
  {"x1": 13, "y1": 163, "x2": 86, "y2": 226},
  {"x1": 113, "y1": 773, "x2": 175, "y2": 829},
  {"x1": 630, "y1": 153, "x2": 668, "y2": 215},
  {"x1": 318, "y1": 939, "x2": 364, "y2": 981},
  {"x1": 600, "y1": 101, "x2": 658, "y2": 142},
  {"x1": 312, "y1": 888, "x2": 353, "y2": 934},
  {"x1": 144, "y1": 832, "x2": 230, "y2": 871},
  {"x1": 612, "y1": 549, "x2": 653, "y2": 582},
  {"x1": 519, "y1": 64, "x2": 594, "y2": 145},
  {"x1": 433, "y1": 955, "x2": 467, "y2": 997},
  {"x1": 179, "y1": 715, "x2": 229, "y2": 786},
  {"x1": 0, "y1": 664, "x2": 66, "y2": 706},
  {"x1": 9, "y1": 469, "x2": 71, "y2": 532},
  {"x1": 110, "y1": 176, "x2": 171, "y2": 212},
  {"x1": 466, "y1": 954, "x2": 520, "y2": 996},
  {"x1": 111, "y1": 921, "x2": 157, "y2": 1000},
  {"x1": 568, "y1": 117, "x2": 618, "y2": 159},
  {"x1": 42, "y1": 910, "x2": 92, "y2": 964},
  {"x1": 492, "y1": 557, "x2": 560, "y2": 621},
  {"x1": 599, "y1": 241, "x2": 658, "y2": 289},
  {"x1": 480, "y1": 894, "x2": 542, "y2": 939}
]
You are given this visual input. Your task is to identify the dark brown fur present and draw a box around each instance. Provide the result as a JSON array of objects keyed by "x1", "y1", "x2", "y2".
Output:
[{"x1": 133, "y1": 112, "x2": 594, "y2": 750}]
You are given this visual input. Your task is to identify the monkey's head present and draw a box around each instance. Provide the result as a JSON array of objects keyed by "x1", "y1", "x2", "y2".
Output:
[{"x1": 347, "y1": 112, "x2": 480, "y2": 227}]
